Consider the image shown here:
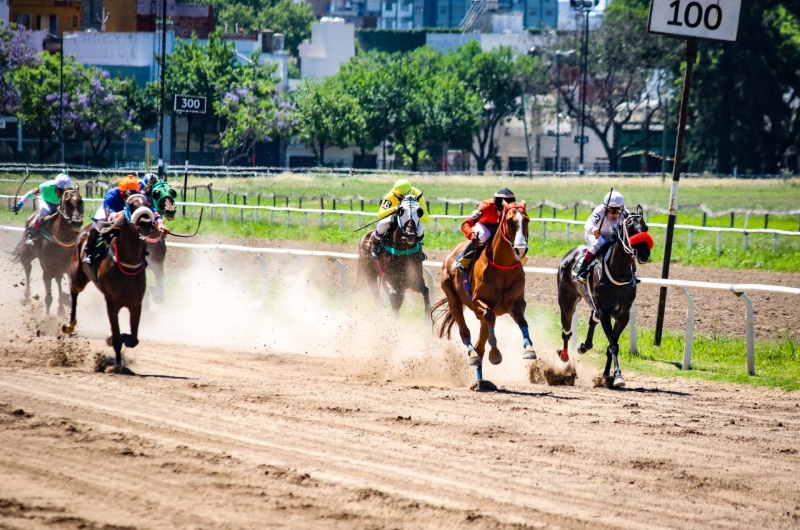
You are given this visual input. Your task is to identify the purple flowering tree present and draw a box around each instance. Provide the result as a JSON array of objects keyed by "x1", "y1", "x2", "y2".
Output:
[
  {"x1": 216, "y1": 81, "x2": 297, "y2": 165},
  {"x1": 0, "y1": 22, "x2": 38, "y2": 118}
]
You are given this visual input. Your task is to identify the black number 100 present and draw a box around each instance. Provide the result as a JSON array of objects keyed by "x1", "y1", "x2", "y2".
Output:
[{"x1": 667, "y1": 0, "x2": 722, "y2": 30}]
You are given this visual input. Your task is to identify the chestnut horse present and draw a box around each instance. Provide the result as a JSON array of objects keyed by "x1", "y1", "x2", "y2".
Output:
[
  {"x1": 143, "y1": 178, "x2": 177, "y2": 304},
  {"x1": 17, "y1": 187, "x2": 84, "y2": 316},
  {"x1": 62, "y1": 194, "x2": 160, "y2": 373},
  {"x1": 356, "y1": 195, "x2": 430, "y2": 316},
  {"x1": 556, "y1": 205, "x2": 653, "y2": 387},
  {"x1": 431, "y1": 203, "x2": 535, "y2": 389}
]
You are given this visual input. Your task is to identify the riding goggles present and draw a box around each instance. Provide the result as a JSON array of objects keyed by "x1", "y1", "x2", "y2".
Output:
[{"x1": 606, "y1": 207, "x2": 622, "y2": 215}]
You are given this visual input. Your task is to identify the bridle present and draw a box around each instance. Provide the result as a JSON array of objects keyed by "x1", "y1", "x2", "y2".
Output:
[{"x1": 602, "y1": 213, "x2": 647, "y2": 286}]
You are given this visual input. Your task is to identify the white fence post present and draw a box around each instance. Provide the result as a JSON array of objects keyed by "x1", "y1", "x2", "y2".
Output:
[
  {"x1": 629, "y1": 302, "x2": 637, "y2": 355},
  {"x1": 735, "y1": 291, "x2": 756, "y2": 375},
  {"x1": 680, "y1": 288, "x2": 695, "y2": 371}
]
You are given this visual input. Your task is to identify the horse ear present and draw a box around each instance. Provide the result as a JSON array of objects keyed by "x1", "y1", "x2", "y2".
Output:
[{"x1": 637, "y1": 205, "x2": 643, "y2": 216}]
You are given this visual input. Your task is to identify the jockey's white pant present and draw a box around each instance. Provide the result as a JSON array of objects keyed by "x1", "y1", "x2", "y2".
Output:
[
  {"x1": 586, "y1": 234, "x2": 608, "y2": 256},
  {"x1": 35, "y1": 198, "x2": 58, "y2": 219},
  {"x1": 374, "y1": 214, "x2": 424, "y2": 238},
  {"x1": 472, "y1": 222, "x2": 496, "y2": 245},
  {"x1": 92, "y1": 206, "x2": 110, "y2": 230}
]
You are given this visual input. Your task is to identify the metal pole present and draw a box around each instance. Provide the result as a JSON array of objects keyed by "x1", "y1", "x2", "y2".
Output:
[
  {"x1": 555, "y1": 54, "x2": 561, "y2": 173},
  {"x1": 183, "y1": 113, "x2": 190, "y2": 216},
  {"x1": 157, "y1": 0, "x2": 167, "y2": 178},
  {"x1": 661, "y1": 97, "x2": 668, "y2": 181},
  {"x1": 578, "y1": 9, "x2": 589, "y2": 175},
  {"x1": 522, "y1": 92, "x2": 532, "y2": 177},
  {"x1": 59, "y1": 41, "x2": 64, "y2": 165},
  {"x1": 654, "y1": 38, "x2": 698, "y2": 346}
]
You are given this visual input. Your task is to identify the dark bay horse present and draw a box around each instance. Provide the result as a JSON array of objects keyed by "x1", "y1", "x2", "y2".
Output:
[
  {"x1": 17, "y1": 188, "x2": 84, "y2": 316},
  {"x1": 144, "y1": 179, "x2": 176, "y2": 304},
  {"x1": 356, "y1": 195, "x2": 430, "y2": 316},
  {"x1": 431, "y1": 203, "x2": 535, "y2": 389},
  {"x1": 62, "y1": 194, "x2": 160, "y2": 373},
  {"x1": 556, "y1": 205, "x2": 653, "y2": 387}
]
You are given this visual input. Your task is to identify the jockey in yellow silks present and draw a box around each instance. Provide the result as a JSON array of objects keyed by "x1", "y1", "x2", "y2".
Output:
[{"x1": 370, "y1": 179, "x2": 430, "y2": 258}]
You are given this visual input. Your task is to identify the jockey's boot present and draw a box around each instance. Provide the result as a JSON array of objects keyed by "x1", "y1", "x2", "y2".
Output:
[
  {"x1": 573, "y1": 251, "x2": 595, "y2": 284},
  {"x1": 456, "y1": 240, "x2": 480, "y2": 272},
  {"x1": 25, "y1": 218, "x2": 42, "y2": 246},
  {"x1": 82, "y1": 228, "x2": 100, "y2": 266},
  {"x1": 370, "y1": 233, "x2": 384, "y2": 259}
]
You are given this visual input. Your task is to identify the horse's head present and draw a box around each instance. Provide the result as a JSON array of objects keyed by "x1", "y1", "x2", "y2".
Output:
[
  {"x1": 500, "y1": 201, "x2": 529, "y2": 261},
  {"x1": 396, "y1": 194, "x2": 422, "y2": 245},
  {"x1": 60, "y1": 186, "x2": 85, "y2": 233},
  {"x1": 625, "y1": 205, "x2": 653, "y2": 264},
  {"x1": 149, "y1": 179, "x2": 177, "y2": 221},
  {"x1": 125, "y1": 194, "x2": 160, "y2": 240}
]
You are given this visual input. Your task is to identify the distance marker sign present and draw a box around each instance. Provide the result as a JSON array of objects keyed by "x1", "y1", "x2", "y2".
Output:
[
  {"x1": 174, "y1": 94, "x2": 207, "y2": 114},
  {"x1": 648, "y1": 0, "x2": 741, "y2": 42}
]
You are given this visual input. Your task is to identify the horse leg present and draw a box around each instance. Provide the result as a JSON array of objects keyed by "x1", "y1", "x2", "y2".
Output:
[
  {"x1": 105, "y1": 298, "x2": 126, "y2": 372},
  {"x1": 43, "y1": 274, "x2": 53, "y2": 317},
  {"x1": 62, "y1": 291, "x2": 79, "y2": 334},
  {"x1": 122, "y1": 304, "x2": 141, "y2": 349},
  {"x1": 510, "y1": 298, "x2": 537, "y2": 361},
  {"x1": 441, "y1": 280, "x2": 479, "y2": 369},
  {"x1": 20, "y1": 251, "x2": 32, "y2": 303},
  {"x1": 56, "y1": 274, "x2": 68, "y2": 318},
  {"x1": 579, "y1": 311, "x2": 599, "y2": 354},
  {"x1": 415, "y1": 271, "x2": 431, "y2": 323},
  {"x1": 475, "y1": 301, "x2": 501, "y2": 365},
  {"x1": 597, "y1": 311, "x2": 617, "y2": 381},
  {"x1": 608, "y1": 314, "x2": 630, "y2": 388}
]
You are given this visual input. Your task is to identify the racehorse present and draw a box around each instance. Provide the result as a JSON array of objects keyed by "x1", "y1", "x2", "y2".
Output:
[
  {"x1": 556, "y1": 205, "x2": 653, "y2": 387},
  {"x1": 62, "y1": 194, "x2": 160, "y2": 374},
  {"x1": 431, "y1": 202, "x2": 535, "y2": 389},
  {"x1": 143, "y1": 178, "x2": 176, "y2": 304},
  {"x1": 356, "y1": 195, "x2": 430, "y2": 317},
  {"x1": 16, "y1": 187, "x2": 84, "y2": 316}
]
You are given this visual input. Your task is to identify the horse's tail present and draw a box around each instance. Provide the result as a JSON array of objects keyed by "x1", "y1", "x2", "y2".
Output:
[
  {"x1": 7, "y1": 239, "x2": 22, "y2": 262},
  {"x1": 430, "y1": 296, "x2": 456, "y2": 339}
]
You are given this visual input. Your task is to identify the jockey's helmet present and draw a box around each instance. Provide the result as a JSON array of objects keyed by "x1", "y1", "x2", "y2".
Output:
[
  {"x1": 392, "y1": 179, "x2": 412, "y2": 197},
  {"x1": 54, "y1": 173, "x2": 72, "y2": 189},
  {"x1": 141, "y1": 173, "x2": 158, "y2": 188},
  {"x1": 119, "y1": 175, "x2": 140, "y2": 195},
  {"x1": 604, "y1": 190, "x2": 624, "y2": 209},
  {"x1": 494, "y1": 188, "x2": 516, "y2": 211}
]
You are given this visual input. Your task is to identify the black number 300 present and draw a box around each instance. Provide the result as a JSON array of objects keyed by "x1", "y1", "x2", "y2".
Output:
[{"x1": 667, "y1": 0, "x2": 722, "y2": 30}]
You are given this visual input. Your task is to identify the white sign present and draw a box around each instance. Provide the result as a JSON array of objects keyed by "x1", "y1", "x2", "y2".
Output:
[
  {"x1": 648, "y1": 0, "x2": 741, "y2": 42},
  {"x1": 174, "y1": 95, "x2": 207, "y2": 114}
]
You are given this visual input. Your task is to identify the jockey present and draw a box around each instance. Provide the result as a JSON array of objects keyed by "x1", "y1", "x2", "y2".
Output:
[
  {"x1": 12, "y1": 173, "x2": 73, "y2": 246},
  {"x1": 82, "y1": 175, "x2": 166, "y2": 266},
  {"x1": 139, "y1": 173, "x2": 158, "y2": 196},
  {"x1": 370, "y1": 179, "x2": 429, "y2": 258},
  {"x1": 456, "y1": 188, "x2": 516, "y2": 271},
  {"x1": 573, "y1": 190, "x2": 627, "y2": 283}
]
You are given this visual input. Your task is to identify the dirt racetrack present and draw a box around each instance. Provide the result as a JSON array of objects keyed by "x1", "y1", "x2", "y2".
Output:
[{"x1": 1, "y1": 232, "x2": 799, "y2": 529}]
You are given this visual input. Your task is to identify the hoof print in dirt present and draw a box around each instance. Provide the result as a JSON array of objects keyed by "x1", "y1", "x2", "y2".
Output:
[
  {"x1": 529, "y1": 361, "x2": 577, "y2": 386},
  {"x1": 470, "y1": 380, "x2": 497, "y2": 392}
]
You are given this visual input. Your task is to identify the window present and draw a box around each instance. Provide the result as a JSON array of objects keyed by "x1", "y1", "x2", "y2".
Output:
[
  {"x1": 35, "y1": 15, "x2": 41, "y2": 30},
  {"x1": 73, "y1": 16, "x2": 78, "y2": 28},
  {"x1": 15, "y1": 14, "x2": 30, "y2": 28},
  {"x1": 49, "y1": 15, "x2": 58, "y2": 35},
  {"x1": 545, "y1": 9, "x2": 554, "y2": 16},
  {"x1": 439, "y1": 6, "x2": 446, "y2": 13}
]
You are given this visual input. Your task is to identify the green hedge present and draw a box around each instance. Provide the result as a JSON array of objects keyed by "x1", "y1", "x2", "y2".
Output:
[{"x1": 355, "y1": 28, "x2": 463, "y2": 54}]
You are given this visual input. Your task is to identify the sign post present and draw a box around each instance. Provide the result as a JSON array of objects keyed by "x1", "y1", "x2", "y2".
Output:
[
  {"x1": 174, "y1": 95, "x2": 207, "y2": 216},
  {"x1": 649, "y1": 0, "x2": 741, "y2": 346}
]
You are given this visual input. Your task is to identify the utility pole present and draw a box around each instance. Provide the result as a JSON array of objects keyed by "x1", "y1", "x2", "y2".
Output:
[
  {"x1": 157, "y1": 0, "x2": 167, "y2": 178},
  {"x1": 570, "y1": 0, "x2": 598, "y2": 175}
]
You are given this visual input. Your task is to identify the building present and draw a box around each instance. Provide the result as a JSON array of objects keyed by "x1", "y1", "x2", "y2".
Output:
[
  {"x1": 9, "y1": 0, "x2": 82, "y2": 35},
  {"x1": 298, "y1": 18, "x2": 355, "y2": 78},
  {"x1": 1, "y1": 0, "x2": 10, "y2": 22},
  {"x1": 409, "y1": 0, "x2": 558, "y2": 30},
  {"x1": 378, "y1": 1, "x2": 413, "y2": 29}
]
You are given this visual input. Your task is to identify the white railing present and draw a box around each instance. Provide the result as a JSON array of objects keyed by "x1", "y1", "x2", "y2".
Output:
[{"x1": 3, "y1": 223, "x2": 797, "y2": 377}]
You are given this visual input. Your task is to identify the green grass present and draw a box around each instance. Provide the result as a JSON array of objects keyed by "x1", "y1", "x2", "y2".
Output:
[{"x1": 3, "y1": 173, "x2": 800, "y2": 272}]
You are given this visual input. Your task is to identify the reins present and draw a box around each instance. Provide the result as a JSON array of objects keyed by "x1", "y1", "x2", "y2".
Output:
[
  {"x1": 601, "y1": 215, "x2": 642, "y2": 286},
  {"x1": 487, "y1": 204, "x2": 528, "y2": 271}
]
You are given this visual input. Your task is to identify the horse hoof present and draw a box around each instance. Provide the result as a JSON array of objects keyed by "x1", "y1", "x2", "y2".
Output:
[
  {"x1": 578, "y1": 343, "x2": 590, "y2": 354},
  {"x1": 522, "y1": 348, "x2": 537, "y2": 360},
  {"x1": 108, "y1": 365, "x2": 135, "y2": 376},
  {"x1": 470, "y1": 380, "x2": 497, "y2": 392},
  {"x1": 558, "y1": 348, "x2": 570, "y2": 363},
  {"x1": 106, "y1": 334, "x2": 113, "y2": 347},
  {"x1": 488, "y1": 350, "x2": 502, "y2": 365},
  {"x1": 61, "y1": 322, "x2": 76, "y2": 334},
  {"x1": 613, "y1": 376, "x2": 626, "y2": 388},
  {"x1": 122, "y1": 335, "x2": 139, "y2": 348},
  {"x1": 469, "y1": 350, "x2": 481, "y2": 366}
]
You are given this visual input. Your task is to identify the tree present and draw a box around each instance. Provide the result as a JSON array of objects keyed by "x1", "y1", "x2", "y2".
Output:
[
  {"x1": 216, "y1": 81, "x2": 296, "y2": 164},
  {"x1": 684, "y1": 1, "x2": 800, "y2": 173},
  {"x1": 551, "y1": 1, "x2": 678, "y2": 171},
  {"x1": 294, "y1": 78, "x2": 364, "y2": 166},
  {"x1": 447, "y1": 42, "x2": 535, "y2": 172},
  {"x1": 0, "y1": 21, "x2": 37, "y2": 118},
  {"x1": 257, "y1": 0, "x2": 315, "y2": 57}
]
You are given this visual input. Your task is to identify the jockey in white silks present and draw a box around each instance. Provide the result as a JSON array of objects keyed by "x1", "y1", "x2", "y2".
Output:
[{"x1": 573, "y1": 190, "x2": 628, "y2": 283}]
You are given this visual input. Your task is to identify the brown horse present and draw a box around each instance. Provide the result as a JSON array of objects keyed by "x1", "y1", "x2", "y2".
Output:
[
  {"x1": 143, "y1": 178, "x2": 177, "y2": 304},
  {"x1": 556, "y1": 206, "x2": 652, "y2": 387},
  {"x1": 17, "y1": 188, "x2": 84, "y2": 316},
  {"x1": 62, "y1": 194, "x2": 160, "y2": 373},
  {"x1": 431, "y1": 203, "x2": 535, "y2": 389}
]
